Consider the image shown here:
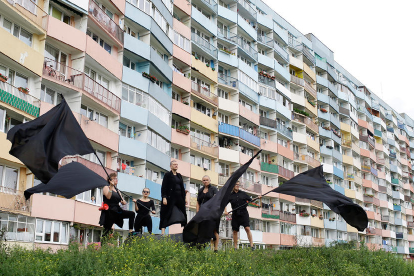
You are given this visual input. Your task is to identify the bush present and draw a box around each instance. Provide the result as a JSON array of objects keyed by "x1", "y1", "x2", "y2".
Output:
[{"x1": 0, "y1": 237, "x2": 413, "y2": 275}]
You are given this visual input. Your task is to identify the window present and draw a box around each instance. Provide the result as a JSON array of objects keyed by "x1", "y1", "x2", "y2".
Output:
[
  {"x1": 147, "y1": 129, "x2": 171, "y2": 156},
  {"x1": 0, "y1": 213, "x2": 35, "y2": 242},
  {"x1": 49, "y1": 5, "x2": 71, "y2": 25},
  {"x1": 239, "y1": 99, "x2": 253, "y2": 111},
  {"x1": 83, "y1": 150, "x2": 106, "y2": 166},
  {"x1": 218, "y1": 163, "x2": 229, "y2": 176},
  {"x1": 124, "y1": 24, "x2": 139, "y2": 39},
  {"x1": 171, "y1": 147, "x2": 179, "y2": 159},
  {"x1": 195, "y1": 102, "x2": 211, "y2": 117},
  {"x1": 80, "y1": 105, "x2": 109, "y2": 128},
  {"x1": 0, "y1": 164, "x2": 19, "y2": 193},
  {"x1": 191, "y1": 155, "x2": 211, "y2": 170},
  {"x1": 217, "y1": 88, "x2": 228, "y2": 99},
  {"x1": 1, "y1": 15, "x2": 33, "y2": 46},
  {"x1": 35, "y1": 219, "x2": 69, "y2": 244},
  {"x1": 218, "y1": 113, "x2": 229, "y2": 124},
  {"x1": 238, "y1": 70, "x2": 257, "y2": 92},
  {"x1": 40, "y1": 85, "x2": 62, "y2": 105},
  {"x1": 173, "y1": 31, "x2": 190, "y2": 52},
  {"x1": 123, "y1": 56, "x2": 136, "y2": 70},
  {"x1": 76, "y1": 188, "x2": 103, "y2": 205},
  {"x1": 119, "y1": 122, "x2": 134, "y2": 138},
  {"x1": 86, "y1": 29, "x2": 111, "y2": 54}
]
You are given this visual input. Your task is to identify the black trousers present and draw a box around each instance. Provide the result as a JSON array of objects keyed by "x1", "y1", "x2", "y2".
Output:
[
  {"x1": 134, "y1": 215, "x2": 153, "y2": 233},
  {"x1": 103, "y1": 210, "x2": 135, "y2": 236}
]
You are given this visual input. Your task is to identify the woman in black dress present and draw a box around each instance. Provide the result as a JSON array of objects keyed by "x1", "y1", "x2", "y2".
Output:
[
  {"x1": 99, "y1": 173, "x2": 135, "y2": 237},
  {"x1": 133, "y1": 188, "x2": 156, "y2": 234},
  {"x1": 160, "y1": 160, "x2": 188, "y2": 235},
  {"x1": 196, "y1": 175, "x2": 219, "y2": 251}
]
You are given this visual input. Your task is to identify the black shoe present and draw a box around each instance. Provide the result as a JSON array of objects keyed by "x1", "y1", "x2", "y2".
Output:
[
  {"x1": 214, "y1": 250, "x2": 218, "y2": 253},
  {"x1": 251, "y1": 246, "x2": 255, "y2": 251}
]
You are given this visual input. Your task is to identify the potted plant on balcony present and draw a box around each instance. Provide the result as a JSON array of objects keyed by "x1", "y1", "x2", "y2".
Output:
[
  {"x1": 176, "y1": 125, "x2": 190, "y2": 135},
  {"x1": 212, "y1": 67, "x2": 216, "y2": 71},
  {"x1": 320, "y1": 108, "x2": 328, "y2": 113},
  {"x1": 18, "y1": 87, "x2": 29, "y2": 94},
  {"x1": 206, "y1": 63, "x2": 210, "y2": 67},
  {"x1": 0, "y1": 73, "x2": 8, "y2": 83},
  {"x1": 299, "y1": 212, "x2": 310, "y2": 217},
  {"x1": 319, "y1": 215, "x2": 323, "y2": 220},
  {"x1": 182, "y1": 101, "x2": 189, "y2": 105}
]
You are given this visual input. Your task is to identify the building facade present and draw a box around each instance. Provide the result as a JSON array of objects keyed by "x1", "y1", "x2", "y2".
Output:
[{"x1": 0, "y1": 0, "x2": 413, "y2": 257}]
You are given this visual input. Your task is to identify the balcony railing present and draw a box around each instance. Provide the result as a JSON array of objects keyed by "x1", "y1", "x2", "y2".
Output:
[
  {"x1": 200, "y1": 0, "x2": 218, "y2": 13},
  {"x1": 305, "y1": 155, "x2": 320, "y2": 168},
  {"x1": 0, "y1": 188, "x2": 31, "y2": 215},
  {"x1": 257, "y1": 33, "x2": 271, "y2": 44},
  {"x1": 258, "y1": 75, "x2": 276, "y2": 88},
  {"x1": 301, "y1": 45, "x2": 315, "y2": 64},
  {"x1": 278, "y1": 166, "x2": 294, "y2": 180},
  {"x1": 261, "y1": 162, "x2": 279, "y2": 174},
  {"x1": 219, "y1": 175, "x2": 229, "y2": 186},
  {"x1": 8, "y1": 0, "x2": 48, "y2": 30},
  {"x1": 218, "y1": 73, "x2": 238, "y2": 89},
  {"x1": 381, "y1": 215, "x2": 389, "y2": 222},
  {"x1": 88, "y1": 0, "x2": 123, "y2": 44},
  {"x1": 235, "y1": 36, "x2": 258, "y2": 61},
  {"x1": 363, "y1": 195, "x2": 374, "y2": 203},
  {"x1": 74, "y1": 73, "x2": 121, "y2": 113},
  {"x1": 191, "y1": 81, "x2": 218, "y2": 105},
  {"x1": 408, "y1": 221, "x2": 414, "y2": 228},
  {"x1": 239, "y1": 128, "x2": 260, "y2": 147},
  {"x1": 267, "y1": 40, "x2": 289, "y2": 62},
  {"x1": 0, "y1": 81, "x2": 40, "y2": 117},
  {"x1": 190, "y1": 135, "x2": 219, "y2": 157},
  {"x1": 278, "y1": 210, "x2": 296, "y2": 223},
  {"x1": 236, "y1": 0, "x2": 257, "y2": 18},
  {"x1": 310, "y1": 200, "x2": 323, "y2": 208},
  {"x1": 276, "y1": 123, "x2": 293, "y2": 139},
  {"x1": 290, "y1": 75, "x2": 304, "y2": 86},
  {"x1": 342, "y1": 139, "x2": 351, "y2": 147},
  {"x1": 291, "y1": 113, "x2": 318, "y2": 133},
  {"x1": 43, "y1": 58, "x2": 121, "y2": 113},
  {"x1": 192, "y1": 32, "x2": 218, "y2": 58},
  {"x1": 60, "y1": 156, "x2": 116, "y2": 180},
  {"x1": 240, "y1": 178, "x2": 261, "y2": 194},
  {"x1": 304, "y1": 82, "x2": 317, "y2": 98},
  {"x1": 377, "y1": 157, "x2": 385, "y2": 165},
  {"x1": 260, "y1": 116, "x2": 277, "y2": 128},
  {"x1": 339, "y1": 106, "x2": 350, "y2": 116}
]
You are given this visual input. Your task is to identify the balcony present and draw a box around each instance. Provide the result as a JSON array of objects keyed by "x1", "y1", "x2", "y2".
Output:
[
  {"x1": 292, "y1": 113, "x2": 319, "y2": 133},
  {"x1": 0, "y1": 81, "x2": 40, "y2": 117},
  {"x1": 339, "y1": 106, "x2": 350, "y2": 116},
  {"x1": 290, "y1": 75, "x2": 304, "y2": 86},
  {"x1": 278, "y1": 166, "x2": 294, "y2": 180},
  {"x1": 88, "y1": 0, "x2": 123, "y2": 45},
  {"x1": 276, "y1": 123, "x2": 293, "y2": 139},
  {"x1": 258, "y1": 75, "x2": 276, "y2": 88},
  {"x1": 3, "y1": 0, "x2": 48, "y2": 31},
  {"x1": 261, "y1": 162, "x2": 279, "y2": 174},
  {"x1": 237, "y1": 0, "x2": 257, "y2": 18},
  {"x1": 260, "y1": 116, "x2": 277, "y2": 128},
  {"x1": 218, "y1": 122, "x2": 239, "y2": 137},
  {"x1": 304, "y1": 82, "x2": 317, "y2": 99},
  {"x1": 267, "y1": 40, "x2": 289, "y2": 62},
  {"x1": 190, "y1": 135, "x2": 219, "y2": 157},
  {"x1": 305, "y1": 155, "x2": 321, "y2": 168},
  {"x1": 61, "y1": 156, "x2": 116, "y2": 180},
  {"x1": 391, "y1": 178, "x2": 399, "y2": 184},
  {"x1": 191, "y1": 81, "x2": 218, "y2": 106},
  {"x1": 240, "y1": 178, "x2": 261, "y2": 194},
  {"x1": 191, "y1": 32, "x2": 218, "y2": 59},
  {"x1": 239, "y1": 128, "x2": 260, "y2": 147},
  {"x1": 393, "y1": 204, "x2": 401, "y2": 211},
  {"x1": 0, "y1": 189, "x2": 31, "y2": 215},
  {"x1": 43, "y1": 58, "x2": 121, "y2": 113},
  {"x1": 408, "y1": 222, "x2": 414, "y2": 228},
  {"x1": 218, "y1": 74, "x2": 238, "y2": 89}
]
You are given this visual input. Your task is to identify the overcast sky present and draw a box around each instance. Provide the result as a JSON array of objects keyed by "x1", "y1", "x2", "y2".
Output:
[{"x1": 262, "y1": 0, "x2": 414, "y2": 119}]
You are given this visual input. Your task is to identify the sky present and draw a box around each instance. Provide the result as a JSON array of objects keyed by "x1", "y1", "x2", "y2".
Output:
[{"x1": 262, "y1": 0, "x2": 414, "y2": 119}]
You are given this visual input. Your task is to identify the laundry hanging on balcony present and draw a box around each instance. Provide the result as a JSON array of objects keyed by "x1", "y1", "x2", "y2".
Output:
[{"x1": 7, "y1": 98, "x2": 95, "y2": 184}]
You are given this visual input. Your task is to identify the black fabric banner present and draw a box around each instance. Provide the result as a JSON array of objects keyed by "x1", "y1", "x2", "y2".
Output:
[
  {"x1": 7, "y1": 99, "x2": 95, "y2": 184},
  {"x1": 183, "y1": 150, "x2": 262, "y2": 244},
  {"x1": 272, "y1": 165, "x2": 368, "y2": 231},
  {"x1": 24, "y1": 162, "x2": 108, "y2": 199}
]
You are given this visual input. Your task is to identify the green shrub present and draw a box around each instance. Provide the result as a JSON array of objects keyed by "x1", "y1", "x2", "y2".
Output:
[{"x1": 0, "y1": 237, "x2": 413, "y2": 276}]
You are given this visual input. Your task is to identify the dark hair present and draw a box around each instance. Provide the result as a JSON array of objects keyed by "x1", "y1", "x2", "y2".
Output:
[{"x1": 107, "y1": 172, "x2": 117, "y2": 184}]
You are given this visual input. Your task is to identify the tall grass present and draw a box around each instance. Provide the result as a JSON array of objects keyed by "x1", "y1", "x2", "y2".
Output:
[{"x1": 0, "y1": 236, "x2": 413, "y2": 276}]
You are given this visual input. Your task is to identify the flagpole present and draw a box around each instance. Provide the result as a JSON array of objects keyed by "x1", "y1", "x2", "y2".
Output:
[{"x1": 226, "y1": 188, "x2": 276, "y2": 215}]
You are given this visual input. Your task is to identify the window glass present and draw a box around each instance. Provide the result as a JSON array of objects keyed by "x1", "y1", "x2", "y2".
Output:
[
  {"x1": 51, "y1": 7, "x2": 62, "y2": 20},
  {"x1": 3, "y1": 18, "x2": 12, "y2": 32}
]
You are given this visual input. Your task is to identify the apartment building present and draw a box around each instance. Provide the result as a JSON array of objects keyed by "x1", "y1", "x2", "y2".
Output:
[{"x1": 0, "y1": 0, "x2": 413, "y2": 258}]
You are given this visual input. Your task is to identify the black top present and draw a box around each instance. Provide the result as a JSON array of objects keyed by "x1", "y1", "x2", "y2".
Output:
[
  {"x1": 136, "y1": 199, "x2": 155, "y2": 216},
  {"x1": 197, "y1": 185, "x2": 218, "y2": 205},
  {"x1": 103, "y1": 188, "x2": 122, "y2": 212},
  {"x1": 228, "y1": 190, "x2": 252, "y2": 212},
  {"x1": 173, "y1": 174, "x2": 182, "y2": 194}
]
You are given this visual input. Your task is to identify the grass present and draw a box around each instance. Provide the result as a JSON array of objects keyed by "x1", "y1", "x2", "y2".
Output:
[{"x1": 0, "y1": 236, "x2": 413, "y2": 276}]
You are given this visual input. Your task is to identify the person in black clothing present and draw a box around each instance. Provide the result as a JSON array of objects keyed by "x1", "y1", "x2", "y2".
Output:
[
  {"x1": 196, "y1": 175, "x2": 219, "y2": 251},
  {"x1": 160, "y1": 160, "x2": 188, "y2": 235},
  {"x1": 99, "y1": 173, "x2": 135, "y2": 237},
  {"x1": 133, "y1": 188, "x2": 156, "y2": 234},
  {"x1": 224, "y1": 181, "x2": 261, "y2": 249}
]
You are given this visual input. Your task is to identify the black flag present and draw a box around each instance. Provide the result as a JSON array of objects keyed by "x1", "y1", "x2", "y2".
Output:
[
  {"x1": 24, "y1": 162, "x2": 108, "y2": 199},
  {"x1": 183, "y1": 150, "x2": 262, "y2": 244},
  {"x1": 272, "y1": 165, "x2": 368, "y2": 231},
  {"x1": 7, "y1": 99, "x2": 95, "y2": 183}
]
